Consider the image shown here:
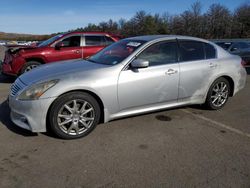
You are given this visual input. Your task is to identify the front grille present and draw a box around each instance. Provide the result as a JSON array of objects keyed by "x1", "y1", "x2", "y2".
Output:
[{"x1": 10, "y1": 79, "x2": 25, "y2": 96}]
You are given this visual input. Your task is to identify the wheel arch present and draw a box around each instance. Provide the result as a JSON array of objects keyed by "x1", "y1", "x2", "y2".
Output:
[
  {"x1": 220, "y1": 75, "x2": 234, "y2": 97},
  {"x1": 46, "y1": 89, "x2": 105, "y2": 131},
  {"x1": 25, "y1": 57, "x2": 46, "y2": 64},
  {"x1": 206, "y1": 75, "x2": 235, "y2": 98},
  {"x1": 19, "y1": 57, "x2": 46, "y2": 75}
]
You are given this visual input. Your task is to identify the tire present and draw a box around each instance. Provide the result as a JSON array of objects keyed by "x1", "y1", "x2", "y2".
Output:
[
  {"x1": 204, "y1": 77, "x2": 231, "y2": 110},
  {"x1": 20, "y1": 61, "x2": 41, "y2": 74},
  {"x1": 49, "y1": 92, "x2": 101, "y2": 139}
]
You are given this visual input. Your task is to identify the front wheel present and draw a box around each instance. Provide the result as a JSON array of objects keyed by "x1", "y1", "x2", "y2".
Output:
[
  {"x1": 21, "y1": 61, "x2": 41, "y2": 74},
  {"x1": 204, "y1": 77, "x2": 231, "y2": 110},
  {"x1": 49, "y1": 92, "x2": 101, "y2": 139}
]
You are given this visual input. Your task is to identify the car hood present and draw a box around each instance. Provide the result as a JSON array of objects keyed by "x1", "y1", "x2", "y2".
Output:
[
  {"x1": 19, "y1": 59, "x2": 109, "y2": 85},
  {"x1": 7, "y1": 45, "x2": 37, "y2": 55}
]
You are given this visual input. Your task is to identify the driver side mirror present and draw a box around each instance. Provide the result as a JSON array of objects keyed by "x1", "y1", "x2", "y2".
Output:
[
  {"x1": 55, "y1": 41, "x2": 64, "y2": 50},
  {"x1": 131, "y1": 59, "x2": 149, "y2": 69}
]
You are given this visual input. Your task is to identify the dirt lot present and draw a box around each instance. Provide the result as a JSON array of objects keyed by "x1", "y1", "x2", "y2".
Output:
[{"x1": 0, "y1": 68, "x2": 249, "y2": 188}]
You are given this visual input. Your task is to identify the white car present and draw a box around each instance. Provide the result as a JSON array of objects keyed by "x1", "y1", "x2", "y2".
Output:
[{"x1": 9, "y1": 35, "x2": 247, "y2": 139}]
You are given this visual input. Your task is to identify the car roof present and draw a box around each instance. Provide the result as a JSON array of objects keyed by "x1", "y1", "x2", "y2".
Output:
[
  {"x1": 63, "y1": 31, "x2": 117, "y2": 36},
  {"x1": 126, "y1": 35, "x2": 212, "y2": 43}
]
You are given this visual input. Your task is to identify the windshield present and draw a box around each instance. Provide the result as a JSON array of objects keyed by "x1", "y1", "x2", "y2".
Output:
[
  {"x1": 38, "y1": 34, "x2": 64, "y2": 47},
  {"x1": 88, "y1": 39, "x2": 146, "y2": 65},
  {"x1": 216, "y1": 42, "x2": 232, "y2": 50}
]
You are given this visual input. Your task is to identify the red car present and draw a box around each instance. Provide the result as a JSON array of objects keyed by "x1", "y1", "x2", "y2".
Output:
[{"x1": 2, "y1": 32, "x2": 121, "y2": 76}]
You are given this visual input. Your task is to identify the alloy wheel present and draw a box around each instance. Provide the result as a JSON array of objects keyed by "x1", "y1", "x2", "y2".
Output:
[
  {"x1": 24, "y1": 65, "x2": 38, "y2": 72},
  {"x1": 210, "y1": 81, "x2": 229, "y2": 107},
  {"x1": 57, "y1": 99, "x2": 95, "y2": 136}
]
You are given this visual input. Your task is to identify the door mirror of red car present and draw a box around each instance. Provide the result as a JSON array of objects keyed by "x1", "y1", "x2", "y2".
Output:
[{"x1": 55, "y1": 42, "x2": 64, "y2": 50}]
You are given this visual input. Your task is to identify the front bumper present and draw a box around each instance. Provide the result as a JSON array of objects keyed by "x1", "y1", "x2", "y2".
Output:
[
  {"x1": 2, "y1": 53, "x2": 26, "y2": 76},
  {"x1": 2, "y1": 63, "x2": 17, "y2": 76},
  {"x1": 9, "y1": 95, "x2": 56, "y2": 132},
  {"x1": 0, "y1": 60, "x2": 2, "y2": 73}
]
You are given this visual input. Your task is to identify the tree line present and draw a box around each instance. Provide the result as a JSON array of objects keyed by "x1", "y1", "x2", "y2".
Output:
[
  {"x1": 73, "y1": 1, "x2": 250, "y2": 39},
  {"x1": 0, "y1": 32, "x2": 51, "y2": 41}
]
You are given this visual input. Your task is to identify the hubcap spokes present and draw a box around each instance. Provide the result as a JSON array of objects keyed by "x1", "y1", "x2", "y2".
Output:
[
  {"x1": 25, "y1": 65, "x2": 38, "y2": 72},
  {"x1": 57, "y1": 99, "x2": 95, "y2": 135},
  {"x1": 211, "y1": 82, "x2": 228, "y2": 107}
]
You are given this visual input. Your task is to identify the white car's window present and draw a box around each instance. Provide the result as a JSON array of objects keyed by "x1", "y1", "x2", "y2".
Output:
[
  {"x1": 136, "y1": 41, "x2": 178, "y2": 66},
  {"x1": 179, "y1": 40, "x2": 205, "y2": 62},
  {"x1": 205, "y1": 43, "x2": 216, "y2": 59}
]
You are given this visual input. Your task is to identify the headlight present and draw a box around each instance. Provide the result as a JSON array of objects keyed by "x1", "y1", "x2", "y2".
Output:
[{"x1": 18, "y1": 80, "x2": 59, "y2": 100}]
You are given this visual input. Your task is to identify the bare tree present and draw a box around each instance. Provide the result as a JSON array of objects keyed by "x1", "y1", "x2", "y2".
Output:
[
  {"x1": 232, "y1": 3, "x2": 250, "y2": 38},
  {"x1": 205, "y1": 4, "x2": 232, "y2": 38}
]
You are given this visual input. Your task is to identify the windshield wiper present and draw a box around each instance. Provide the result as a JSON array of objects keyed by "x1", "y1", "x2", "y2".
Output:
[
  {"x1": 87, "y1": 58, "x2": 111, "y2": 66},
  {"x1": 87, "y1": 59, "x2": 99, "y2": 64}
]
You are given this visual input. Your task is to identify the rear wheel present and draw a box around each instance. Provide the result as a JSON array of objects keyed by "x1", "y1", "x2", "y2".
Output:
[
  {"x1": 49, "y1": 92, "x2": 101, "y2": 139},
  {"x1": 205, "y1": 77, "x2": 230, "y2": 110},
  {"x1": 21, "y1": 61, "x2": 41, "y2": 74}
]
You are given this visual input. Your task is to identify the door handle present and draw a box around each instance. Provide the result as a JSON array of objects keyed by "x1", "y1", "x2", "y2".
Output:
[
  {"x1": 166, "y1": 69, "x2": 178, "y2": 75},
  {"x1": 209, "y1": 63, "x2": 217, "y2": 68},
  {"x1": 74, "y1": 50, "x2": 80, "y2": 54}
]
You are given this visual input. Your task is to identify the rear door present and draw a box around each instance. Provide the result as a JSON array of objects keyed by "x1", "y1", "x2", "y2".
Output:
[
  {"x1": 177, "y1": 40, "x2": 218, "y2": 100},
  {"x1": 47, "y1": 35, "x2": 83, "y2": 62},
  {"x1": 82, "y1": 35, "x2": 116, "y2": 58}
]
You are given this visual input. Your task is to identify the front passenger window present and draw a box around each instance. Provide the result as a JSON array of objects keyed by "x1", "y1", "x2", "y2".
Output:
[
  {"x1": 136, "y1": 41, "x2": 178, "y2": 66},
  {"x1": 61, "y1": 36, "x2": 81, "y2": 47}
]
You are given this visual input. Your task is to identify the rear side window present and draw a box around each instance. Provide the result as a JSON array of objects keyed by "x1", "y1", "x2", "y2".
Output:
[
  {"x1": 85, "y1": 36, "x2": 105, "y2": 46},
  {"x1": 179, "y1": 41, "x2": 205, "y2": 62},
  {"x1": 205, "y1": 43, "x2": 216, "y2": 59},
  {"x1": 137, "y1": 41, "x2": 178, "y2": 66}
]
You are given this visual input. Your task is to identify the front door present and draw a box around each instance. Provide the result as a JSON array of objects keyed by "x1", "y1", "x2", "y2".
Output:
[
  {"x1": 48, "y1": 35, "x2": 83, "y2": 62},
  {"x1": 118, "y1": 41, "x2": 180, "y2": 110}
]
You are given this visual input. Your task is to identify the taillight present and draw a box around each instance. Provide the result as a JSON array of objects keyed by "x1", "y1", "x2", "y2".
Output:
[{"x1": 241, "y1": 60, "x2": 246, "y2": 67}]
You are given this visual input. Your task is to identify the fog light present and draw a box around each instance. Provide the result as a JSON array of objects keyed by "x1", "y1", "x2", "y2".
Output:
[{"x1": 20, "y1": 117, "x2": 28, "y2": 124}]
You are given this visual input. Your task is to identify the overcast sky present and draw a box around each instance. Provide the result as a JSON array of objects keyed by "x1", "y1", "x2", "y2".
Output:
[{"x1": 0, "y1": 0, "x2": 248, "y2": 34}]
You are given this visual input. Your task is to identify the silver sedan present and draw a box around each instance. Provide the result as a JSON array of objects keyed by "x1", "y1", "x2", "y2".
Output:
[{"x1": 9, "y1": 35, "x2": 247, "y2": 139}]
